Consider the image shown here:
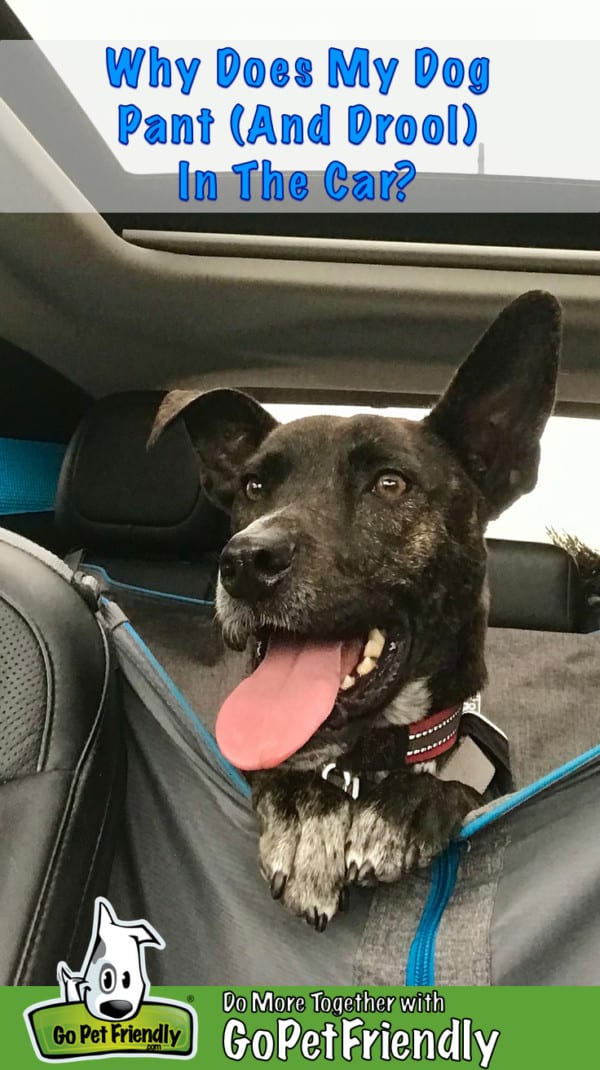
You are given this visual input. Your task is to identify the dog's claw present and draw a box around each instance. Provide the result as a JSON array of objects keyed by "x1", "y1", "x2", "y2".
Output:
[
  {"x1": 270, "y1": 872, "x2": 287, "y2": 900},
  {"x1": 346, "y1": 861, "x2": 359, "y2": 883},
  {"x1": 302, "y1": 907, "x2": 329, "y2": 932},
  {"x1": 358, "y1": 862, "x2": 375, "y2": 885},
  {"x1": 256, "y1": 775, "x2": 352, "y2": 928}
]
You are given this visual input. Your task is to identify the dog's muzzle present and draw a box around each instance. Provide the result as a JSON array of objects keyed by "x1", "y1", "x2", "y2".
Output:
[{"x1": 220, "y1": 527, "x2": 295, "y2": 603}]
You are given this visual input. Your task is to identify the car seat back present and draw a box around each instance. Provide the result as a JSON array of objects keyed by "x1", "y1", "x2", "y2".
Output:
[{"x1": 0, "y1": 528, "x2": 125, "y2": 983}]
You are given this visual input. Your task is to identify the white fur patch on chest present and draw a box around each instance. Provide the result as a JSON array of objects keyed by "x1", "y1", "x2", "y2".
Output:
[{"x1": 412, "y1": 759, "x2": 438, "y2": 775}]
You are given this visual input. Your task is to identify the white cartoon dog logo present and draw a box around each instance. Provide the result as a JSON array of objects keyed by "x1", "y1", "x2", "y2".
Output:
[{"x1": 57, "y1": 898, "x2": 164, "y2": 1022}]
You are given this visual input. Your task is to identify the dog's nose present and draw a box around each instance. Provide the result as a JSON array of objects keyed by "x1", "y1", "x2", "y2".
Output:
[
  {"x1": 220, "y1": 529, "x2": 295, "y2": 602},
  {"x1": 99, "y1": 1000, "x2": 133, "y2": 1019}
]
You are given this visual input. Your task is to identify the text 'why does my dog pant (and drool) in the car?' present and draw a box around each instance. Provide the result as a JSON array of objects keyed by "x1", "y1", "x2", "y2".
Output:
[{"x1": 105, "y1": 44, "x2": 489, "y2": 204}]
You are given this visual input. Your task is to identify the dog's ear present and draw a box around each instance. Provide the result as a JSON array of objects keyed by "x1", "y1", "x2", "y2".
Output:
[
  {"x1": 424, "y1": 290, "x2": 562, "y2": 519},
  {"x1": 148, "y1": 388, "x2": 278, "y2": 511}
]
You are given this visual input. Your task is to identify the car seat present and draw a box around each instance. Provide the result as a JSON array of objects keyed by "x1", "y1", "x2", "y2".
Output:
[{"x1": 0, "y1": 527, "x2": 125, "y2": 983}]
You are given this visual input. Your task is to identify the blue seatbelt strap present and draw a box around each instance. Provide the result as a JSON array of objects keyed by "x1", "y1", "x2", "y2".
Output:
[{"x1": 0, "y1": 438, "x2": 66, "y2": 514}]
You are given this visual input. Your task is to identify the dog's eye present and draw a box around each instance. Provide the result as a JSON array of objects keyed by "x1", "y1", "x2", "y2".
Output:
[
  {"x1": 371, "y1": 471, "x2": 407, "y2": 499},
  {"x1": 100, "y1": 965, "x2": 116, "y2": 993},
  {"x1": 244, "y1": 476, "x2": 264, "y2": 501},
  {"x1": 122, "y1": 971, "x2": 131, "y2": 989}
]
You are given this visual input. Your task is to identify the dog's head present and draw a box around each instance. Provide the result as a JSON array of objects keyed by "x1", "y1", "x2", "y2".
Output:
[{"x1": 150, "y1": 291, "x2": 561, "y2": 769}]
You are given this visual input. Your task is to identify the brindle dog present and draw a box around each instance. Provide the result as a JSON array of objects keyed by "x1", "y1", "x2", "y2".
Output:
[{"x1": 150, "y1": 290, "x2": 562, "y2": 931}]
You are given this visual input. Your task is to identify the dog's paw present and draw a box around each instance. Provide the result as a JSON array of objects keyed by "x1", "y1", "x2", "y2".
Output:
[
  {"x1": 345, "y1": 805, "x2": 418, "y2": 885},
  {"x1": 345, "y1": 771, "x2": 478, "y2": 886},
  {"x1": 254, "y1": 774, "x2": 352, "y2": 931}
]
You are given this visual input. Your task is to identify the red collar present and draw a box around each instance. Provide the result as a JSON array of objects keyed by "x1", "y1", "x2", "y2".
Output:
[
  {"x1": 321, "y1": 703, "x2": 464, "y2": 796},
  {"x1": 405, "y1": 705, "x2": 463, "y2": 764}
]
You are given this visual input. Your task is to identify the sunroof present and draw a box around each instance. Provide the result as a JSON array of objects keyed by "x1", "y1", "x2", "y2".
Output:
[
  {"x1": 6, "y1": 3, "x2": 600, "y2": 184},
  {"x1": 8, "y1": 34, "x2": 600, "y2": 184},
  {"x1": 5, "y1": 2, "x2": 600, "y2": 246}
]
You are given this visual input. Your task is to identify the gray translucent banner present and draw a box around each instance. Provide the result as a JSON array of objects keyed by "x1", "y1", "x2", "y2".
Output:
[{"x1": 2, "y1": 39, "x2": 600, "y2": 212}]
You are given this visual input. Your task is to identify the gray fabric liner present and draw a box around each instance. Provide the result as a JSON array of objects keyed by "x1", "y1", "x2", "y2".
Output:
[
  {"x1": 108, "y1": 590, "x2": 246, "y2": 737},
  {"x1": 2, "y1": 532, "x2": 597, "y2": 983},
  {"x1": 98, "y1": 582, "x2": 600, "y2": 985},
  {"x1": 379, "y1": 626, "x2": 597, "y2": 986},
  {"x1": 491, "y1": 768, "x2": 600, "y2": 985},
  {"x1": 355, "y1": 630, "x2": 600, "y2": 985},
  {"x1": 461, "y1": 629, "x2": 600, "y2": 825},
  {"x1": 433, "y1": 829, "x2": 509, "y2": 985},
  {"x1": 110, "y1": 617, "x2": 244, "y2": 795},
  {"x1": 483, "y1": 629, "x2": 600, "y2": 789},
  {"x1": 107, "y1": 612, "x2": 374, "y2": 984},
  {"x1": 352, "y1": 872, "x2": 432, "y2": 986}
]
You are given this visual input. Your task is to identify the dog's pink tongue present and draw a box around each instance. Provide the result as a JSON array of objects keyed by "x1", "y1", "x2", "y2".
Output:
[{"x1": 216, "y1": 638, "x2": 361, "y2": 770}]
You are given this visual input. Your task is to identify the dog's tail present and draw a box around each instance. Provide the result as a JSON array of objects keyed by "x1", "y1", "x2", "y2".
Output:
[{"x1": 548, "y1": 527, "x2": 600, "y2": 617}]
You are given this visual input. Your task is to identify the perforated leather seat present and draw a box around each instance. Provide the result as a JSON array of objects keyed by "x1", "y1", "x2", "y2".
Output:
[{"x1": 0, "y1": 529, "x2": 125, "y2": 983}]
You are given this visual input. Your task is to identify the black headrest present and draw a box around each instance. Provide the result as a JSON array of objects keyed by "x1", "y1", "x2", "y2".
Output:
[
  {"x1": 486, "y1": 538, "x2": 582, "y2": 632},
  {"x1": 55, "y1": 391, "x2": 229, "y2": 555}
]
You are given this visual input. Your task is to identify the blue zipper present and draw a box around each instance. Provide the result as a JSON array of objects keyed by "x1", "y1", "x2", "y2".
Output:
[
  {"x1": 405, "y1": 844, "x2": 461, "y2": 985},
  {"x1": 405, "y1": 738, "x2": 600, "y2": 985}
]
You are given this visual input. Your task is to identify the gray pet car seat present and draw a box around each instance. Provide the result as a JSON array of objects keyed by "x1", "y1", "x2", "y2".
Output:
[{"x1": 3, "y1": 523, "x2": 599, "y2": 986}]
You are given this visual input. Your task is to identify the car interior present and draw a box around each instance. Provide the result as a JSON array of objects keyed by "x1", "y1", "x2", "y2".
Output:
[{"x1": 1, "y1": 3, "x2": 600, "y2": 987}]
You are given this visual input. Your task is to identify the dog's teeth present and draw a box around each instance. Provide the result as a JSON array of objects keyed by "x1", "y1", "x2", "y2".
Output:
[
  {"x1": 356, "y1": 656, "x2": 377, "y2": 676},
  {"x1": 363, "y1": 640, "x2": 380, "y2": 659},
  {"x1": 364, "y1": 628, "x2": 386, "y2": 659},
  {"x1": 340, "y1": 675, "x2": 355, "y2": 690}
]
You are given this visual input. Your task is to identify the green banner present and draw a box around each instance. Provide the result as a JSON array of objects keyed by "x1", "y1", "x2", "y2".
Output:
[{"x1": 1, "y1": 985, "x2": 596, "y2": 1068}]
